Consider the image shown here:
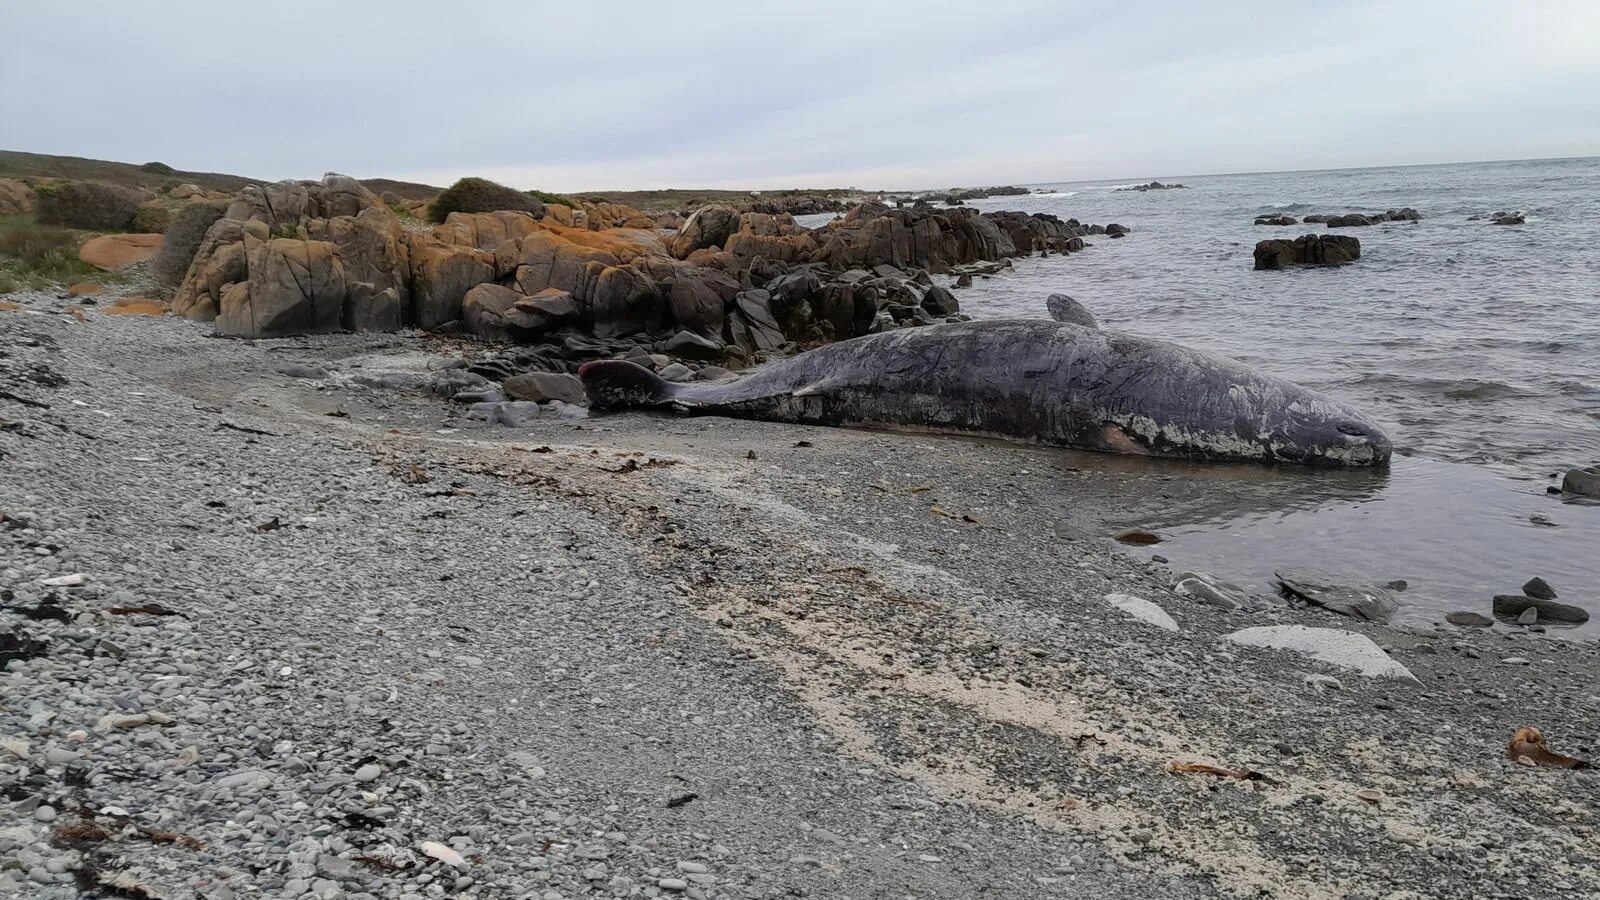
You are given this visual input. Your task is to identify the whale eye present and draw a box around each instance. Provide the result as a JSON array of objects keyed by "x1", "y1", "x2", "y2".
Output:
[{"x1": 1336, "y1": 423, "x2": 1368, "y2": 437}]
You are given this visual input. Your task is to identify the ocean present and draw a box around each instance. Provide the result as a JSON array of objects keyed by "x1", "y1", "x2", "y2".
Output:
[{"x1": 855, "y1": 158, "x2": 1600, "y2": 631}]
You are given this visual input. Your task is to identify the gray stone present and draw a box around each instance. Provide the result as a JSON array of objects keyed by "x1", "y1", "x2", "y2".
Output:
[
  {"x1": 1445, "y1": 611, "x2": 1493, "y2": 628},
  {"x1": 1522, "y1": 577, "x2": 1557, "y2": 600},
  {"x1": 663, "y1": 330, "x2": 726, "y2": 361},
  {"x1": 659, "y1": 363, "x2": 693, "y2": 382},
  {"x1": 274, "y1": 363, "x2": 329, "y2": 380},
  {"x1": 1562, "y1": 466, "x2": 1600, "y2": 497},
  {"x1": 502, "y1": 373, "x2": 585, "y2": 405},
  {"x1": 1171, "y1": 572, "x2": 1248, "y2": 610}
]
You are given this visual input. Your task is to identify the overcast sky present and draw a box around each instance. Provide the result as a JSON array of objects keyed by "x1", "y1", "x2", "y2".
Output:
[{"x1": 4, "y1": 1, "x2": 1598, "y2": 191}]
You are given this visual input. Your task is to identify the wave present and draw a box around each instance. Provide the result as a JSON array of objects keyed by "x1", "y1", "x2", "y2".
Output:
[
  {"x1": 1257, "y1": 202, "x2": 1319, "y2": 213},
  {"x1": 1029, "y1": 191, "x2": 1079, "y2": 199},
  {"x1": 1349, "y1": 373, "x2": 1533, "y2": 401}
]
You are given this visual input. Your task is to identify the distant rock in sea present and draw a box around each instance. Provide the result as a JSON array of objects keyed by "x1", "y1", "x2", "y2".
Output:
[
  {"x1": 1254, "y1": 215, "x2": 1298, "y2": 226},
  {"x1": 1114, "y1": 181, "x2": 1187, "y2": 192},
  {"x1": 1253, "y1": 234, "x2": 1361, "y2": 270}
]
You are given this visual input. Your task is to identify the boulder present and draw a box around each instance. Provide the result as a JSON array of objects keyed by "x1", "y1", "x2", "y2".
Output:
[
  {"x1": 1105, "y1": 223, "x2": 1130, "y2": 236},
  {"x1": 313, "y1": 208, "x2": 410, "y2": 332},
  {"x1": 590, "y1": 265, "x2": 664, "y2": 338},
  {"x1": 1562, "y1": 465, "x2": 1600, "y2": 497},
  {"x1": 1046, "y1": 294, "x2": 1098, "y2": 328},
  {"x1": 0, "y1": 178, "x2": 35, "y2": 215},
  {"x1": 1492, "y1": 594, "x2": 1589, "y2": 624},
  {"x1": 1224, "y1": 625, "x2": 1414, "y2": 679},
  {"x1": 432, "y1": 210, "x2": 544, "y2": 251},
  {"x1": 1445, "y1": 611, "x2": 1494, "y2": 628},
  {"x1": 1275, "y1": 569, "x2": 1399, "y2": 623},
  {"x1": 78, "y1": 233, "x2": 163, "y2": 271},
  {"x1": 663, "y1": 330, "x2": 726, "y2": 360},
  {"x1": 1254, "y1": 215, "x2": 1297, "y2": 226},
  {"x1": 1254, "y1": 234, "x2": 1360, "y2": 270},
  {"x1": 407, "y1": 237, "x2": 496, "y2": 329},
  {"x1": 728, "y1": 289, "x2": 785, "y2": 354},
  {"x1": 216, "y1": 235, "x2": 347, "y2": 337},
  {"x1": 502, "y1": 372, "x2": 585, "y2": 405},
  {"x1": 667, "y1": 269, "x2": 739, "y2": 338},
  {"x1": 921, "y1": 285, "x2": 959, "y2": 317},
  {"x1": 1325, "y1": 214, "x2": 1375, "y2": 228},
  {"x1": 462, "y1": 283, "x2": 526, "y2": 341},
  {"x1": 671, "y1": 206, "x2": 741, "y2": 259},
  {"x1": 1171, "y1": 572, "x2": 1250, "y2": 610},
  {"x1": 516, "y1": 288, "x2": 579, "y2": 320}
]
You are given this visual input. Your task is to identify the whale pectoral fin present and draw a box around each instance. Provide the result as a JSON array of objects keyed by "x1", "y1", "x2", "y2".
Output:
[{"x1": 1100, "y1": 423, "x2": 1152, "y2": 455}]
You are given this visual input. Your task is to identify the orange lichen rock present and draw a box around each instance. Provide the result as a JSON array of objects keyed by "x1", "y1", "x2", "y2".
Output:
[{"x1": 104, "y1": 296, "x2": 170, "y2": 316}]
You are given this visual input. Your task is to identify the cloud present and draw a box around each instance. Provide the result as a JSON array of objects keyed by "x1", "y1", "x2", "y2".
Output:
[{"x1": 2, "y1": 0, "x2": 1596, "y2": 190}]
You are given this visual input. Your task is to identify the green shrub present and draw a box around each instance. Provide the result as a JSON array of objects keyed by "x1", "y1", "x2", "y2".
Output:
[
  {"x1": 427, "y1": 177, "x2": 543, "y2": 223},
  {"x1": 141, "y1": 161, "x2": 177, "y2": 175},
  {"x1": 35, "y1": 181, "x2": 141, "y2": 230},
  {"x1": 528, "y1": 189, "x2": 577, "y2": 207},
  {"x1": 132, "y1": 204, "x2": 171, "y2": 234},
  {"x1": 0, "y1": 221, "x2": 99, "y2": 287},
  {"x1": 152, "y1": 200, "x2": 228, "y2": 292}
]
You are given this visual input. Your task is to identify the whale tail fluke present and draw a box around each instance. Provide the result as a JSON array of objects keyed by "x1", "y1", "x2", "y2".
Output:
[{"x1": 578, "y1": 360, "x2": 678, "y2": 410}]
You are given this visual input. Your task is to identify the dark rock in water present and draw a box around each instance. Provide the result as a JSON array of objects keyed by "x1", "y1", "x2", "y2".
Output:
[
  {"x1": 1384, "y1": 579, "x2": 1408, "y2": 592},
  {"x1": 502, "y1": 372, "x2": 585, "y2": 405},
  {"x1": 1275, "y1": 568, "x2": 1400, "y2": 623},
  {"x1": 1105, "y1": 223, "x2": 1130, "y2": 236},
  {"x1": 1522, "y1": 577, "x2": 1557, "y2": 600},
  {"x1": 1086, "y1": 224, "x2": 1106, "y2": 235},
  {"x1": 274, "y1": 363, "x2": 328, "y2": 380},
  {"x1": 954, "y1": 272, "x2": 973, "y2": 288},
  {"x1": 1045, "y1": 294, "x2": 1099, "y2": 329},
  {"x1": 1114, "y1": 528, "x2": 1162, "y2": 545},
  {"x1": 1492, "y1": 213, "x2": 1526, "y2": 225},
  {"x1": 1254, "y1": 234, "x2": 1361, "y2": 270},
  {"x1": 921, "y1": 285, "x2": 959, "y2": 317},
  {"x1": 1563, "y1": 465, "x2": 1600, "y2": 497},
  {"x1": 1326, "y1": 214, "x2": 1376, "y2": 228},
  {"x1": 663, "y1": 330, "x2": 726, "y2": 360},
  {"x1": 1114, "y1": 181, "x2": 1187, "y2": 192},
  {"x1": 1255, "y1": 215, "x2": 1298, "y2": 226},
  {"x1": 1493, "y1": 594, "x2": 1589, "y2": 624},
  {"x1": 1302, "y1": 214, "x2": 1331, "y2": 223},
  {"x1": 1172, "y1": 571, "x2": 1250, "y2": 610},
  {"x1": 1446, "y1": 611, "x2": 1494, "y2": 628}
]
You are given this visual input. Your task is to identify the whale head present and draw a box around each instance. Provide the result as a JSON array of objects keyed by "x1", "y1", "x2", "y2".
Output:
[{"x1": 1265, "y1": 394, "x2": 1393, "y2": 466}]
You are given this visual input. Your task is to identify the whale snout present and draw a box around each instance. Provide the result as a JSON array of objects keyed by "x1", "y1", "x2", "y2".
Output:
[{"x1": 1314, "y1": 417, "x2": 1393, "y2": 466}]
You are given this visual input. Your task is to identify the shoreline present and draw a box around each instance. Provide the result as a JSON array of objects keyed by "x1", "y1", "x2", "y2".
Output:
[{"x1": 3, "y1": 303, "x2": 1599, "y2": 898}]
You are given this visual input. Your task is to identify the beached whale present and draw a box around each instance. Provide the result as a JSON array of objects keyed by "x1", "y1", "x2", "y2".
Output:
[{"x1": 579, "y1": 319, "x2": 1392, "y2": 466}]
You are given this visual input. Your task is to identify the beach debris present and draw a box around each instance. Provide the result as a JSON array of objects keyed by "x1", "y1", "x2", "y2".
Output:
[
  {"x1": 420, "y1": 840, "x2": 468, "y2": 868},
  {"x1": 1506, "y1": 727, "x2": 1592, "y2": 769},
  {"x1": 930, "y1": 506, "x2": 982, "y2": 524},
  {"x1": 40, "y1": 572, "x2": 88, "y2": 587},
  {"x1": 1103, "y1": 593, "x2": 1179, "y2": 632},
  {"x1": 1224, "y1": 625, "x2": 1416, "y2": 679},
  {"x1": 1355, "y1": 789, "x2": 1384, "y2": 805},
  {"x1": 1113, "y1": 528, "x2": 1162, "y2": 545},
  {"x1": 1275, "y1": 568, "x2": 1399, "y2": 623},
  {"x1": 1166, "y1": 760, "x2": 1267, "y2": 782}
]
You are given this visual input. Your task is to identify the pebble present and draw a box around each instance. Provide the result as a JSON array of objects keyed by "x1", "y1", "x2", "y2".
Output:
[
  {"x1": 659, "y1": 878, "x2": 689, "y2": 891},
  {"x1": 34, "y1": 805, "x2": 57, "y2": 823},
  {"x1": 354, "y1": 763, "x2": 382, "y2": 782}
]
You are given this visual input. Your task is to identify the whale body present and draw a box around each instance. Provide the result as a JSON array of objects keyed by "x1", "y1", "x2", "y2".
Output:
[{"x1": 579, "y1": 319, "x2": 1392, "y2": 467}]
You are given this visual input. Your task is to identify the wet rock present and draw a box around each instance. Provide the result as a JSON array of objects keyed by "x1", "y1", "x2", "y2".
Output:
[
  {"x1": 1446, "y1": 611, "x2": 1493, "y2": 628},
  {"x1": 273, "y1": 363, "x2": 328, "y2": 380},
  {"x1": 1517, "y1": 607, "x2": 1538, "y2": 625},
  {"x1": 663, "y1": 330, "x2": 726, "y2": 361},
  {"x1": 1045, "y1": 294, "x2": 1098, "y2": 329},
  {"x1": 1493, "y1": 594, "x2": 1589, "y2": 624},
  {"x1": 1172, "y1": 572, "x2": 1249, "y2": 610},
  {"x1": 1275, "y1": 568, "x2": 1399, "y2": 623},
  {"x1": 1254, "y1": 234, "x2": 1361, "y2": 269},
  {"x1": 1254, "y1": 215, "x2": 1297, "y2": 226},
  {"x1": 1561, "y1": 466, "x2": 1600, "y2": 497},
  {"x1": 1522, "y1": 577, "x2": 1557, "y2": 600},
  {"x1": 1492, "y1": 213, "x2": 1526, "y2": 225},
  {"x1": 1113, "y1": 528, "x2": 1162, "y2": 545}
]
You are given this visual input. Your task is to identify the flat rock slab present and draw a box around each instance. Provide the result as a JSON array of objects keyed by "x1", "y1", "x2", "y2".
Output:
[
  {"x1": 1225, "y1": 625, "x2": 1415, "y2": 679},
  {"x1": 79, "y1": 233, "x2": 163, "y2": 271},
  {"x1": 1275, "y1": 568, "x2": 1399, "y2": 623},
  {"x1": 1103, "y1": 593, "x2": 1179, "y2": 632}
]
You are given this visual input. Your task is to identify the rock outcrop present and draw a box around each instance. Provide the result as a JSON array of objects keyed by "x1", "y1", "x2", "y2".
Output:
[
  {"x1": 0, "y1": 178, "x2": 35, "y2": 215},
  {"x1": 1114, "y1": 181, "x2": 1187, "y2": 192},
  {"x1": 1319, "y1": 208, "x2": 1422, "y2": 228},
  {"x1": 1254, "y1": 215, "x2": 1297, "y2": 226},
  {"x1": 78, "y1": 233, "x2": 163, "y2": 271},
  {"x1": 1254, "y1": 234, "x2": 1361, "y2": 270}
]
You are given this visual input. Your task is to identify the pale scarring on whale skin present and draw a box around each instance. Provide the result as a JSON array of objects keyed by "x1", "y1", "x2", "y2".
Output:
[{"x1": 581, "y1": 319, "x2": 1392, "y2": 467}]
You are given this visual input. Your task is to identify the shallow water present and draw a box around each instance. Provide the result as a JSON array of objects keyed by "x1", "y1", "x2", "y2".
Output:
[{"x1": 944, "y1": 159, "x2": 1600, "y2": 631}]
